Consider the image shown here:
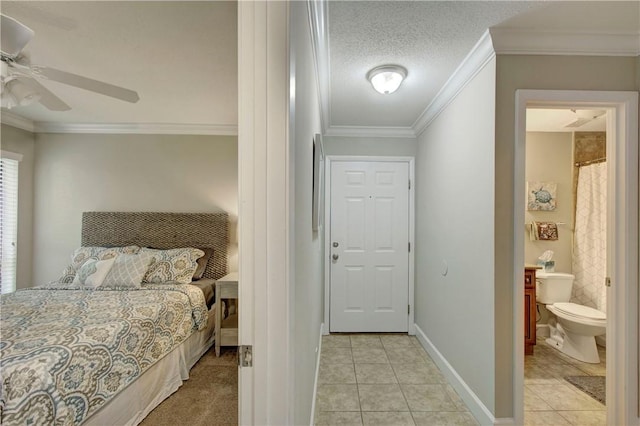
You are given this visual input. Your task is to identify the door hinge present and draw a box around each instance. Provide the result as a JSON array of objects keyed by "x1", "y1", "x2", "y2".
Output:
[
  {"x1": 408, "y1": 304, "x2": 410, "y2": 314},
  {"x1": 605, "y1": 277, "x2": 611, "y2": 287},
  {"x1": 408, "y1": 242, "x2": 411, "y2": 252},
  {"x1": 408, "y1": 179, "x2": 411, "y2": 190},
  {"x1": 238, "y1": 345, "x2": 253, "y2": 367}
]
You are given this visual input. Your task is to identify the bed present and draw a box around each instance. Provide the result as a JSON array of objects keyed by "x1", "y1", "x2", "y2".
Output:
[{"x1": 0, "y1": 211, "x2": 229, "y2": 426}]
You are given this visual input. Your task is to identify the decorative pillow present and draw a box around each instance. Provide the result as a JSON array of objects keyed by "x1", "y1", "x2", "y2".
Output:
[
  {"x1": 141, "y1": 247, "x2": 205, "y2": 284},
  {"x1": 72, "y1": 257, "x2": 117, "y2": 288},
  {"x1": 100, "y1": 253, "x2": 155, "y2": 289},
  {"x1": 57, "y1": 246, "x2": 141, "y2": 283},
  {"x1": 191, "y1": 248, "x2": 214, "y2": 280}
]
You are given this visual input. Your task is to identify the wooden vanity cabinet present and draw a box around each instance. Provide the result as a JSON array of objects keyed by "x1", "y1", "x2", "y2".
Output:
[{"x1": 524, "y1": 267, "x2": 537, "y2": 355}]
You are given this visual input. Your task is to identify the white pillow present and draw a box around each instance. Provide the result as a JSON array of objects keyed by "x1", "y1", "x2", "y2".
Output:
[
  {"x1": 72, "y1": 257, "x2": 117, "y2": 288},
  {"x1": 100, "y1": 253, "x2": 154, "y2": 289}
]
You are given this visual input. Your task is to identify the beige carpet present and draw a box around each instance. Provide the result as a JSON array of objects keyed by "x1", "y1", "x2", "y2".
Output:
[{"x1": 140, "y1": 346, "x2": 238, "y2": 425}]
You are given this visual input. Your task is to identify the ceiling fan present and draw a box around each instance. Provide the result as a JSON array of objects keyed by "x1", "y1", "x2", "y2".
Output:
[
  {"x1": 1, "y1": 14, "x2": 139, "y2": 111},
  {"x1": 564, "y1": 109, "x2": 606, "y2": 128}
]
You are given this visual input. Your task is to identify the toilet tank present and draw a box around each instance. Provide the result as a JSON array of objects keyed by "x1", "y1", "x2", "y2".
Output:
[{"x1": 536, "y1": 271, "x2": 574, "y2": 304}]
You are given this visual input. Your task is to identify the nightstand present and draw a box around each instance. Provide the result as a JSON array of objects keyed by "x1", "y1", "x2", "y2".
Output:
[{"x1": 215, "y1": 272, "x2": 238, "y2": 356}]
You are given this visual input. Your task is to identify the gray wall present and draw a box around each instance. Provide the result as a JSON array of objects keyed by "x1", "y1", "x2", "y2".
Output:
[
  {"x1": 525, "y1": 132, "x2": 573, "y2": 272},
  {"x1": 290, "y1": 2, "x2": 324, "y2": 424},
  {"x1": 494, "y1": 54, "x2": 638, "y2": 417},
  {"x1": 1, "y1": 124, "x2": 35, "y2": 289},
  {"x1": 323, "y1": 135, "x2": 416, "y2": 157},
  {"x1": 32, "y1": 133, "x2": 238, "y2": 284},
  {"x1": 415, "y1": 59, "x2": 497, "y2": 413}
]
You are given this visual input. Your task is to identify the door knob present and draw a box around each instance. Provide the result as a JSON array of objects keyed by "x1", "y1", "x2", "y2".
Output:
[
  {"x1": 333, "y1": 242, "x2": 339, "y2": 248},
  {"x1": 332, "y1": 254, "x2": 339, "y2": 261}
]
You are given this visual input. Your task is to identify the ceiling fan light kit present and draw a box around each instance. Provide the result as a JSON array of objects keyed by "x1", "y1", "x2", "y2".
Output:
[
  {"x1": 1, "y1": 77, "x2": 40, "y2": 109},
  {"x1": 367, "y1": 65, "x2": 407, "y2": 95},
  {"x1": 1, "y1": 13, "x2": 140, "y2": 111}
]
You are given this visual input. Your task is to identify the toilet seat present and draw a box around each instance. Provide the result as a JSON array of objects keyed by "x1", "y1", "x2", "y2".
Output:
[
  {"x1": 547, "y1": 302, "x2": 607, "y2": 328},
  {"x1": 552, "y1": 302, "x2": 606, "y2": 320}
]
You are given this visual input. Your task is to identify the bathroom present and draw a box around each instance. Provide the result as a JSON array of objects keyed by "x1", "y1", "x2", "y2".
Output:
[{"x1": 523, "y1": 108, "x2": 608, "y2": 424}]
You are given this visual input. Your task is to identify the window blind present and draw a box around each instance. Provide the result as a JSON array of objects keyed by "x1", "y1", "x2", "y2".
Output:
[{"x1": 1, "y1": 153, "x2": 20, "y2": 294}]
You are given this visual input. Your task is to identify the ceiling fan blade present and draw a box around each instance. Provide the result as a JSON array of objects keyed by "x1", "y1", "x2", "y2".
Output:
[
  {"x1": 3, "y1": 4, "x2": 77, "y2": 31},
  {"x1": 17, "y1": 77, "x2": 71, "y2": 111},
  {"x1": 35, "y1": 66, "x2": 140, "y2": 103},
  {"x1": 1, "y1": 14, "x2": 35, "y2": 59}
]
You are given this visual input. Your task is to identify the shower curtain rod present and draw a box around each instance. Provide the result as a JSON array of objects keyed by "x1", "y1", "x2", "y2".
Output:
[{"x1": 575, "y1": 157, "x2": 606, "y2": 167}]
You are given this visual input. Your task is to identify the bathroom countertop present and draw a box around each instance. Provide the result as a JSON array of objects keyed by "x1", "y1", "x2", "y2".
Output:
[{"x1": 525, "y1": 264, "x2": 543, "y2": 270}]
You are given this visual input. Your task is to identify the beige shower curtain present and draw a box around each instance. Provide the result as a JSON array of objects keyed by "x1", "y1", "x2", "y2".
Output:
[{"x1": 572, "y1": 161, "x2": 607, "y2": 312}]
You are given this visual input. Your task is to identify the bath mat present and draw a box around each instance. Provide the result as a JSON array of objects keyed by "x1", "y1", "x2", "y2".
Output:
[{"x1": 565, "y1": 376, "x2": 606, "y2": 405}]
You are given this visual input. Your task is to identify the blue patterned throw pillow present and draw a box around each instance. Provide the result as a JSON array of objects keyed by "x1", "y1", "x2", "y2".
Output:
[{"x1": 72, "y1": 257, "x2": 117, "y2": 288}]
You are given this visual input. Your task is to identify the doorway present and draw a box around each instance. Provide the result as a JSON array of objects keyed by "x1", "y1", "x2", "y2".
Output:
[
  {"x1": 324, "y1": 156, "x2": 415, "y2": 334},
  {"x1": 523, "y1": 108, "x2": 608, "y2": 423},
  {"x1": 514, "y1": 90, "x2": 639, "y2": 426}
]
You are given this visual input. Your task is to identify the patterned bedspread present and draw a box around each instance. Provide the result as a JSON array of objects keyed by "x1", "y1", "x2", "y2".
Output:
[{"x1": 0, "y1": 284, "x2": 209, "y2": 425}]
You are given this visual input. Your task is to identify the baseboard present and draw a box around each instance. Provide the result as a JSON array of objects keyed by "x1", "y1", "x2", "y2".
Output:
[
  {"x1": 309, "y1": 322, "x2": 324, "y2": 426},
  {"x1": 413, "y1": 324, "x2": 515, "y2": 426}
]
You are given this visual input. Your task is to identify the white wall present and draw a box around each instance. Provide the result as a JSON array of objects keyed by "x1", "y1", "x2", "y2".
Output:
[
  {"x1": 290, "y1": 2, "x2": 324, "y2": 424},
  {"x1": 494, "y1": 54, "x2": 639, "y2": 418},
  {"x1": 525, "y1": 132, "x2": 573, "y2": 272},
  {"x1": 415, "y1": 59, "x2": 496, "y2": 412},
  {"x1": 32, "y1": 133, "x2": 237, "y2": 284},
  {"x1": 1, "y1": 124, "x2": 35, "y2": 289},
  {"x1": 323, "y1": 135, "x2": 416, "y2": 157}
]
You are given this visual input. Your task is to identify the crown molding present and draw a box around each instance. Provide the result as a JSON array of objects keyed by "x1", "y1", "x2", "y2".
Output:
[
  {"x1": 490, "y1": 28, "x2": 640, "y2": 56},
  {"x1": 411, "y1": 28, "x2": 639, "y2": 137},
  {"x1": 33, "y1": 122, "x2": 238, "y2": 135},
  {"x1": 308, "y1": 0, "x2": 331, "y2": 135},
  {"x1": 412, "y1": 30, "x2": 496, "y2": 136},
  {"x1": 325, "y1": 125, "x2": 416, "y2": 139},
  {"x1": 313, "y1": 23, "x2": 638, "y2": 139},
  {"x1": 1, "y1": 111, "x2": 35, "y2": 132},
  {"x1": 1, "y1": 116, "x2": 237, "y2": 135}
]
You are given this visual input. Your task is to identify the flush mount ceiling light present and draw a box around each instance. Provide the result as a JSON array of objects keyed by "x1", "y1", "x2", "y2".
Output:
[{"x1": 367, "y1": 65, "x2": 407, "y2": 95}]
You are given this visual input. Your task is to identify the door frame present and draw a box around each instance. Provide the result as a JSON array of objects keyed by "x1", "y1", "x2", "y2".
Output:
[
  {"x1": 513, "y1": 90, "x2": 638, "y2": 426},
  {"x1": 238, "y1": 1, "x2": 291, "y2": 424},
  {"x1": 323, "y1": 155, "x2": 416, "y2": 335}
]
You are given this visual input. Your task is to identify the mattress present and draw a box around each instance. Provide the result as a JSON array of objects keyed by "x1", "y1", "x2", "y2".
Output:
[
  {"x1": 84, "y1": 304, "x2": 216, "y2": 425},
  {"x1": 0, "y1": 283, "x2": 210, "y2": 425}
]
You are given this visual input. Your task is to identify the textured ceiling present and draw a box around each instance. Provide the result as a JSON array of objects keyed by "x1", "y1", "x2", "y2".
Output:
[
  {"x1": 1, "y1": 1, "x2": 237, "y2": 127},
  {"x1": 328, "y1": 1, "x2": 538, "y2": 128}
]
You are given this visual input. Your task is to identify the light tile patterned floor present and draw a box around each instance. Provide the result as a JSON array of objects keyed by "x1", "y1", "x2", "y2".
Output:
[
  {"x1": 315, "y1": 334, "x2": 607, "y2": 425},
  {"x1": 524, "y1": 336, "x2": 606, "y2": 426},
  {"x1": 314, "y1": 334, "x2": 478, "y2": 426}
]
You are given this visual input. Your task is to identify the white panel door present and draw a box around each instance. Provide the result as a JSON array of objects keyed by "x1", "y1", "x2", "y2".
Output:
[{"x1": 330, "y1": 161, "x2": 409, "y2": 332}]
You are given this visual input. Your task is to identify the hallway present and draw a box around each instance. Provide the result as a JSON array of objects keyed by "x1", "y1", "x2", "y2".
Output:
[{"x1": 314, "y1": 334, "x2": 478, "y2": 425}]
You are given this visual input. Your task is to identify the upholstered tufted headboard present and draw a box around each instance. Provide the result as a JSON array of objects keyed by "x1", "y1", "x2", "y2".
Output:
[{"x1": 81, "y1": 212, "x2": 228, "y2": 280}]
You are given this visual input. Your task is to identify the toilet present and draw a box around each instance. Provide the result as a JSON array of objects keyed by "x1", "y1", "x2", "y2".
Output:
[{"x1": 536, "y1": 271, "x2": 606, "y2": 363}]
